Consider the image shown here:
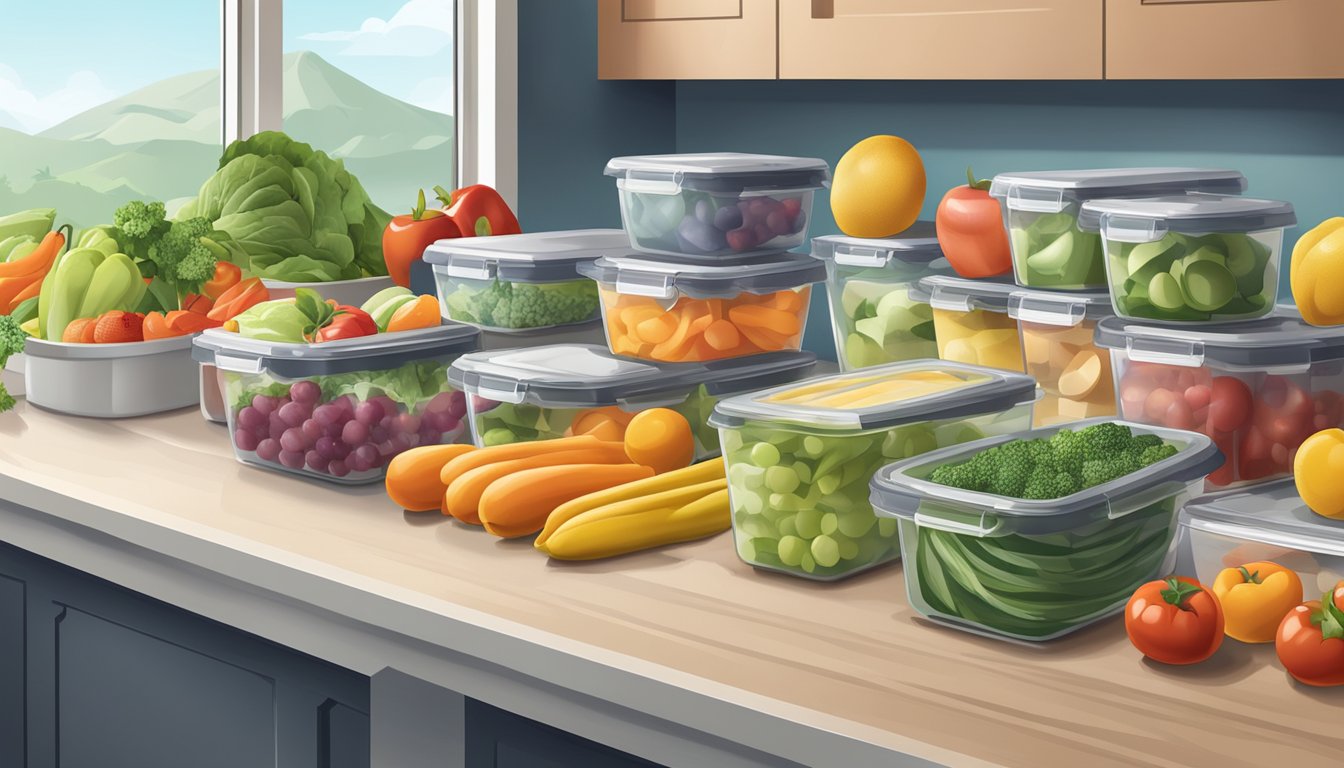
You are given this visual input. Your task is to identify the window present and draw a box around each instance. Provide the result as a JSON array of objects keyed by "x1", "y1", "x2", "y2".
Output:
[{"x1": 0, "y1": 0, "x2": 222, "y2": 229}]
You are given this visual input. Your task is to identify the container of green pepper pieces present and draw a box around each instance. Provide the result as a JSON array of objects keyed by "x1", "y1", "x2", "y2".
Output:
[
  {"x1": 708, "y1": 361, "x2": 1038, "y2": 581},
  {"x1": 424, "y1": 229, "x2": 636, "y2": 333},
  {"x1": 870, "y1": 419, "x2": 1221, "y2": 641}
]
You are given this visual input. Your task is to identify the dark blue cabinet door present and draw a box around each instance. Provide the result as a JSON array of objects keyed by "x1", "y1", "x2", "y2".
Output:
[
  {"x1": 0, "y1": 574, "x2": 24, "y2": 768},
  {"x1": 466, "y1": 700, "x2": 665, "y2": 768}
]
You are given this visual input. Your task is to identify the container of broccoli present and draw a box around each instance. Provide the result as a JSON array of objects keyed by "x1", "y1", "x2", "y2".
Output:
[
  {"x1": 871, "y1": 419, "x2": 1221, "y2": 641},
  {"x1": 425, "y1": 229, "x2": 636, "y2": 332},
  {"x1": 448, "y1": 344, "x2": 816, "y2": 457},
  {"x1": 709, "y1": 361, "x2": 1038, "y2": 581},
  {"x1": 812, "y1": 222, "x2": 950, "y2": 371},
  {"x1": 988, "y1": 169, "x2": 1247, "y2": 290},
  {"x1": 1077, "y1": 194, "x2": 1295, "y2": 323}
]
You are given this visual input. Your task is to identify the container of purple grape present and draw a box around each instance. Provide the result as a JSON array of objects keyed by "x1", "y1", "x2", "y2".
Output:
[
  {"x1": 193, "y1": 323, "x2": 482, "y2": 484},
  {"x1": 605, "y1": 153, "x2": 830, "y2": 261}
]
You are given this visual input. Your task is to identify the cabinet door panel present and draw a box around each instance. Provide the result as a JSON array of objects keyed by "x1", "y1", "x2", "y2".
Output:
[
  {"x1": 779, "y1": 0, "x2": 1103, "y2": 79},
  {"x1": 1107, "y1": 0, "x2": 1344, "y2": 78},
  {"x1": 598, "y1": 0, "x2": 777, "y2": 79},
  {"x1": 0, "y1": 575, "x2": 23, "y2": 768}
]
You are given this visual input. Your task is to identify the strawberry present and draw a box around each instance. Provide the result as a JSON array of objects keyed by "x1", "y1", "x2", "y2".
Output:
[{"x1": 92, "y1": 311, "x2": 145, "y2": 343}]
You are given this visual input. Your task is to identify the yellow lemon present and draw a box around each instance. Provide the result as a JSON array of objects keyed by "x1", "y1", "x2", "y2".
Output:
[{"x1": 830, "y1": 135, "x2": 926, "y2": 238}]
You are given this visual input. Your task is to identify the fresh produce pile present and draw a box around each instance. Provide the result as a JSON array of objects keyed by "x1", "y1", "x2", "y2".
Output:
[
  {"x1": 598, "y1": 287, "x2": 809, "y2": 363},
  {"x1": 928, "y1": 422, "x2": 1179, "y2": 500},
  {"x1": 226, "y1": 286, "x2": 439, "y2": 343},
  {"x1": 1106, "y1": 232, "x2": 1273, "y2": 321},
  {"x1": 623, "y1": 191, "x2": 808, "y2": 257},
  {"x1": 929, "y1": 307, "x2": 1024, "y2": 372},
  {"x1": 1008, "y1": 211, "x2": 1104, "y2": 289},
  {"x1": 442, "y1": 278, "x2": 598, "y2": 330},
  {"x1": 1115, "y1": 363, "x2": 1327, "y2": 487},
  {"x1": 0, "y1": 209, "x2": 62, "y2": 317},
  {"x1": 832, "y1": 277, "x2": 936, "y2": 369},
  {"x1": 1018, "y1": 318, "x2": 1116, "y2": 426}
]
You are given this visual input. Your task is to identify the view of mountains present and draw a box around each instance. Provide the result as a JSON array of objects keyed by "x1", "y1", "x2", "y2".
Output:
[{"x1": 0, "y1": 51, "x2": 454, "y2": 228}]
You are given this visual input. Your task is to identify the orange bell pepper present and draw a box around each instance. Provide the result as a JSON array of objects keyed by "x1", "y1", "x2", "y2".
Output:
[
  {"x1": 203, "y1": 261, "x2": 243, "y2": 300},
  {"x1": 1213, "y1": 561, "x2": 1304, "y2": 643},
  {"x1": 207, "y1": 277, "x2": 269, "y2": 322},
  {"x1": 143, "y1": 310, "x2": 223, "y2": 340}
]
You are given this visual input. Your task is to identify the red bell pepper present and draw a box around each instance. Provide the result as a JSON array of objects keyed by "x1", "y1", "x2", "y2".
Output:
[
  {"x1": 314, "y1": 305, "x2": 378, "y2": 342},
  {"x1": 435, "y1": 184, "x2": 521, "y2": 238},
  {"x1": 382, "y1": 189, "x2": 462, "y2": 287}
]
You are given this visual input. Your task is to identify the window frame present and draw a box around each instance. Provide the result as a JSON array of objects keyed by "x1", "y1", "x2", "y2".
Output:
[{"x1": 221, "y1": 0, "x2": 517, "y2": 207}]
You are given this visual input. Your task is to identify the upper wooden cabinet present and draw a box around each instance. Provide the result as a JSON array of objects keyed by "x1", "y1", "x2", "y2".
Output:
[
  {"x1": 597, "y1": 0, "x2": 778, "y2": 79},
  {"x1": 778, "y1": 0, "x2": 1102, "y2": 79},
  {"x1": 1106, "y1": 0, "x2": 1344, "y2": 79}
]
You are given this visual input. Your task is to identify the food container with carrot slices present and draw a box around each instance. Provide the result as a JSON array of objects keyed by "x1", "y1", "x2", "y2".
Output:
[
  {"x1": 912, "y1": 275, "x2": 1025, "y2": 373},
  {"x1": 24, "y1": 335, "x2": 200, "y2": 418},
  {"x1": 424, "y1": 229, "x2": 634, "y2": 332},
  {"x1": 578, "y1": 254, "x2": 825, "y2": 363},
  {"x1": 708, "y1": 361, "x2": 1038, "y2": 581},
  {"x1": 448, "y1": 343, "x2": 816, "y2": 455},
  {"x1": 1006, "y1": 287, "x2": 1117, "y2": 427},
  {"x1": 605, "y1": 152, "x2": 830, "y2": 260},
  {"x1": 193, "y1": 323, "x2": 481, "y2": 485},
  {"x1": 813, "y1": 222, "x2": 951, "y2": 370}
]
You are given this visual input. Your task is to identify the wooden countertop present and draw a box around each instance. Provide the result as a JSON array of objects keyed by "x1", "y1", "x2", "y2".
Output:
[{"x1": 0, "y1": 402, "x2": 1340, "y2": 768}]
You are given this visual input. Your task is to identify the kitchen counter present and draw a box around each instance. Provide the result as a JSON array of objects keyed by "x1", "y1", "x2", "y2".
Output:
[{"x1": 0, "y1": 402, "x2": 1340, "y2": 768}]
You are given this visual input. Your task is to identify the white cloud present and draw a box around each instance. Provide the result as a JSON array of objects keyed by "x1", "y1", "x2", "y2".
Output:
[
  {"x1": 0, "y1": 65, "x2": 116, "y2": 134},
  {"x1": 300, "y1": 0, "x2": 454, "y2": 57},
  {"x1": 406, "y1": 75, "x2": 454, "y2": 115}
]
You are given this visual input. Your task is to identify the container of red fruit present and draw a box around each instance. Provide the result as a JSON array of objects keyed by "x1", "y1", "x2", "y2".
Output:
[
  {"x1": 193, "y1": 289, "x2": 481, "y2": 484},
  {"x1": 1094, "y1": 308, "x2": 1344, "y2": 490}
]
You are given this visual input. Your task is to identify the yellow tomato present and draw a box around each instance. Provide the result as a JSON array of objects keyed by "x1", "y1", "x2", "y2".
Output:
[
  {"x1": 1295, "y1": 428, "x2": 1344, "y2": 520},
  {"x1": 830, "y1": 135, "x2": 925, "y2": 238},
  {"x1": 1291, "y1": 217, "x2": 1344, "y2": 326},
  {"x1": 1212, "y1": 561, "x2": 1303, "y2": 644}
]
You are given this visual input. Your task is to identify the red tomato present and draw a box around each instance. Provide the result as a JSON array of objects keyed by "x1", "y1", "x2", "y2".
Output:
[
  {"x1": 383, "y1": 190, "x2": 463, "y2": 287},
  {"x1": 314, "y1": 306, "x2": 378, "y2": 342},
  {"x1": 1125, "y1": 577, "x2": 1224, "y2": 665},
  {"x1": 1207, "y1": 430, "x2": 1237, "y2": 487},
  {"x1": 934, "y1": 169, "x2": 1012, "y2": 278},
  {"x1": 1209, "y1": 376, "x2": 1253, "y2": 433},
  {"x1": 1276, "y1": 582, "x2": 1344, "y2": 687},
  {"x1": 1163, "y1": 397, "x2": 1196, "y2": 430}
]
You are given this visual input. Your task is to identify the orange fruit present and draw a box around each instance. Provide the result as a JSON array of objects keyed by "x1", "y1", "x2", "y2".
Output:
[{"x1": 830, "y1": 135, "x2": 926, "y2": 238}]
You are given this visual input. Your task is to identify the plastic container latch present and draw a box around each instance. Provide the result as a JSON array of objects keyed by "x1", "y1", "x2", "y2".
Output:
[
  {"x1": 615, "y1": 271, "x2": 677, "y2": 300},
  {"x1": 445, "y1": 257, "x2": 497, "y2": 281},
  {"x1": 912, "y1": 498, "x2": 1002, "y2": 537},
  {"x1": 1100, "y1": 213, "x2": 1167, "y2": 244},
  {"x1": 617, "y1": 173, "x2": 683, "y2": 196},
  {"x1": 473, "y1": 377, "x2": 525, "y2": 404},
  {"x1": 927, "y1": 285, "x2": 974, "y2": 312},
  {"x1": 1124, "y1": 335, "x2": 1204, "y2": 367},
  {"x1": 1010, "y1": 295, "x2": 1087, "y2": 327},
  {"x1": 833, "y1": 246, "x2": 891, "y2": 268},
  {"x1": 212, "y1": 353, "x2": 264, "y2": 375},
  {"x1": 1006, "y1": 185, "x2": 1067, "y2": 214}
]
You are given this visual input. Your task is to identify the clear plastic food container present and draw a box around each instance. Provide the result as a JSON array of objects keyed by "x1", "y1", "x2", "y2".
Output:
[
  {"x1": 262, "y1": 276, "x2": 395, "y2": 308},
  {"x1": 605, "y1": 153, "x2": 830, "y2": 260},
  {"x1": 24, "y1": 336, "x2": 200, "y2": 418},
  {"x1": 872, "y1": 419, "x2": 1220, "y2": 642},
  {"x1": 813, "y1": 222, "x2": 951, "y2": 371},
  {"x1": 1095, "y1": 309, "x2": 1344, "y2": 490},
  {"x1": 1007, "y1": 288, "x2": 1117, "y2": 427},
  {"x1": 193, "y1": 323, "x2": 481, "y2": 485},
  {"x1": 708, "y1": 361, "x2": 1037, "y2": 581},
  {"x1": 1077, "y1": 194, "x2": 1295, "y2": 323},
  {"x1": 448, "y1": 344, "x2": 816, "y2": 456},
  {"x1": 988, "y1": 169, "x2": 1247, "y2": 290},
  {"x1": 913, "y1": 275, "x2": 1025, "y2": 373},
  {"x1": 424, "y1": 229, "x2": 634, "y2": 332},
  {"x1": 578, "y1": 254, "x2": 826, "y2": 363},
  {"x1": 1182, "y1": 479, "x2": 1344, "y2": 597}
]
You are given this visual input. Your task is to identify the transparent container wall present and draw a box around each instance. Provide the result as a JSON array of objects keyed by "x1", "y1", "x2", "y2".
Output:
[
  {"x1": 1005, "y1": 204, "x2": 1106, "y2": 290},
  {"x1": 467, "y1": 384, "x2": 723, "y2": 458},
  {"x1": 596, "y1": 284, "x2": 811, "y2": 363},
  {"x1": 900, "y1": 482, "x2": 1195, "y2": 642},
  {"x1": 1185, "y1": 524, "x2": 1344, "y2": 598},
  {"x1": 930, "y1": 307, "x2": 1025, "y2": 373},
  {"x1": 617, "y1": 187, "x2": 815, "y2": 260},
  {"x1": 825, "y1": 262, "x2": 939, "y2": 371},
  {"x1": 1019, "y1": 318, "x2": 1117, "y2": 427},
  {"x1": 720, "y1": 403, "x2": 1033, "y2": 581},
  {"x1": 1111, "y1": 355, "x2": 1344, "y2": 490},
  {"x1": 221, "y1": 357, "x2": 469, "y2": 485},
  {"x1": 1102, "y1": 229, "x2": 1282, "y2": 323},
  {"x1": 433, "y1": 270, "x2": 601, "y2": 332}
]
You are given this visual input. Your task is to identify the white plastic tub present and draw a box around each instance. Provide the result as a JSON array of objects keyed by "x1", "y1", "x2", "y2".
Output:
[{"x1": 24, "y1": 336, "x2": 199, "y2": 418}]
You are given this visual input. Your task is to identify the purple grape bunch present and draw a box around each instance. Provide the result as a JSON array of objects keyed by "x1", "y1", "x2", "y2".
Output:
[
  {"x1": 672, "y1": 194, "x2": 807, "y2": 255},
  {"x1": 232, "y1": 379, "x2": 468, "y2": 480}
]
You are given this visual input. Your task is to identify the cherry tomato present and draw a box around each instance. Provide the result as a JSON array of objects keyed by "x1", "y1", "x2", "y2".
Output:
[
  {"x1": 1125, "y1": 577, "x2": 1224, "y2": 665},
  {"x1": 1275, "y1": 582, "x2": 1344, "y2": 687},
  {"x1": 1143, "y1": 387, "x2": 1178, "y2": 423},
  {"x1": 1209, "y1": 376, "x2": 1253, "y2": 433},
  {"x1": 1207, "y1": 430, "x2": 1237, "y2": 487}
]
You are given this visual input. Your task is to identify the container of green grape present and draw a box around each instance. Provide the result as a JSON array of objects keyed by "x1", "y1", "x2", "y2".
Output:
[{"x1": 708, "y1": 361, "x2": 1038, "y2": 580}]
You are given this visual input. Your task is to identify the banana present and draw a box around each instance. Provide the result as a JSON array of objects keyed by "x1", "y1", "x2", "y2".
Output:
[
  {"x1": 535, "y1": 458, "x2": 725, "y2": 545},
  {"x1": 540, "y1": 487, "x2": 731, "y2": 561}
]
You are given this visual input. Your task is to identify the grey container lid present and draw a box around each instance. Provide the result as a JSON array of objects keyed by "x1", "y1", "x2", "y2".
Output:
[
  {"x1": 604, "y1": 152, "x2": 830, "y2": 195},
  {"x1": 910, "y1": 274, "x2": 1020, "y2": 312},
  {"x1": 1093, "y1": 307, "x2": 1344, "y2": 368},
  {"x1": 988, "y1": 168, "x2": 1247, "y2": 214},
  {"x1": 1181, "y1": 479, "x2": 1344, "y2": 558},
  {"x1": 448, "y1": 344, "x2": 816, "y2": 407},
  {"x1": 870, "y1": 418, "x2": 1222, "y2": 537},
  {"x1": 1008, "y1": 287, "x2": 1114, "y2": 327},
  {"x1": 708, "y1": 359, "x2": 1038, "y2": 433},
  {"x1": 192, "y1": 323, "x2": 482, "y2": 379},
  {"x1": 577, "y1": 253, "x2": 826, "y2": 300},
  {"x1": 810, "y1": 221, "x2": 943, "y2": 267},
  {"x1": 422, "y1": 229, "x2": 636, "y2": 282},
  {"x1": 1076, "y1": 193, "x2": 1297, "y2": 239}
]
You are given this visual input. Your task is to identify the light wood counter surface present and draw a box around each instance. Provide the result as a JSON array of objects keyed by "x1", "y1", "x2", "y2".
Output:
[{"x1": 0, "y1": 402, "x2": 1340, "y2": 768}]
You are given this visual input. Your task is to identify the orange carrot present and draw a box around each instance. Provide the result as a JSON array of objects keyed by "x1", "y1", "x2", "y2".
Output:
[{"x1": 443, "y1": 444, "x2": 632, "y2": 524}]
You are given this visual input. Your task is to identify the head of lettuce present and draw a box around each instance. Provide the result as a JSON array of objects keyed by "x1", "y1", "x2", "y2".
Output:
[{"x1": 177, "y1": 131, "x2": 391, "y2": 283}]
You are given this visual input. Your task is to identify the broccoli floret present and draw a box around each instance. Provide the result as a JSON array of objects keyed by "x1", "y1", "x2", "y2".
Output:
[
  {"x1": 1138, "y1": 444, "x2": 1178, "y2": 467},
  {"x1": 1130, "y1": 434, "x2": 1163, "y2": 450},
  {"x1": 1079, "y1": 422, "x2": 1134, "y2": 461},
  {"x1": 0, "y1": 315, "x2": 26, "y2": 413},
  {"x1": 149, "y1": 217, "x2": 219, "y2": 298},
  {"x1": 113, "y1": 200, "x2": 169, "y2": 243},
  {"x1": 1080, "y1": 453, "x2": 1141, "y2": 489},
  {"x1": 1049, "y1": 429, "x2": 1086, "y2": 474}
]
